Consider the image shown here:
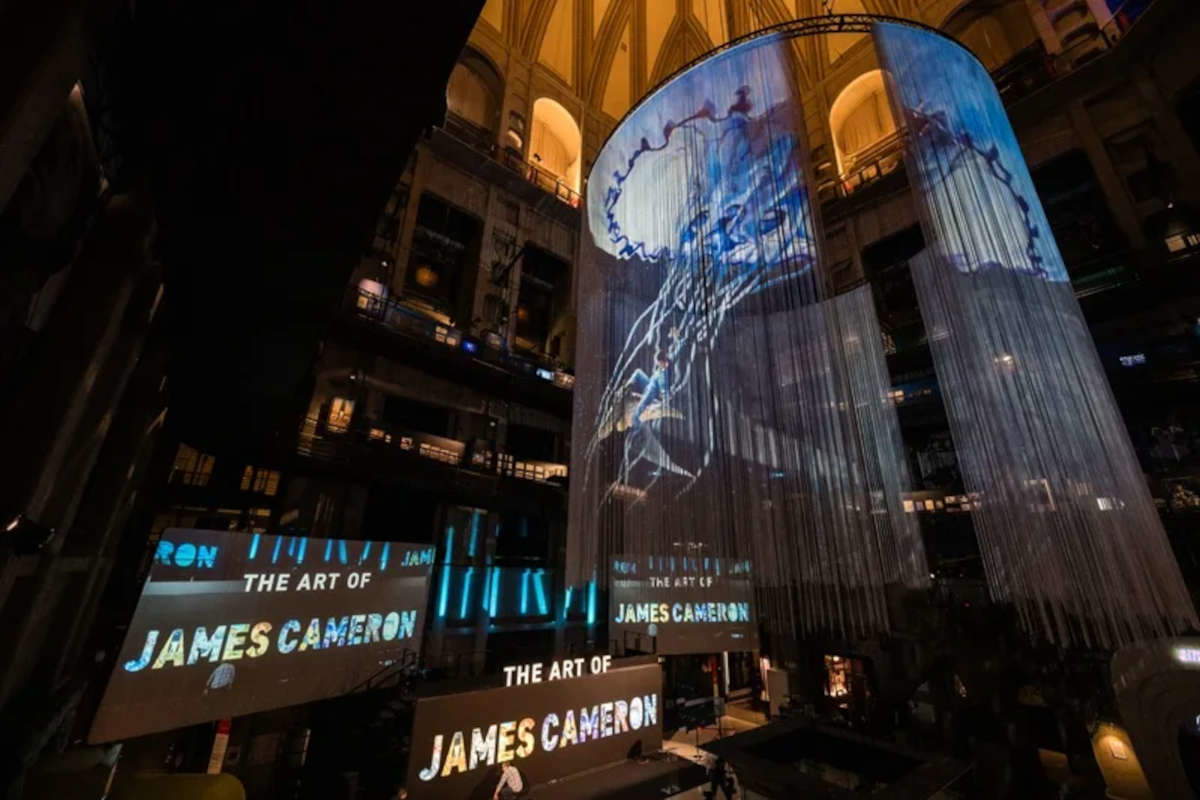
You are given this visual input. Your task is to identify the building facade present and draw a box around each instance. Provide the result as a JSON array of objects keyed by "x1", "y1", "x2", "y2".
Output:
[{"x1": 3, "y1": 0, "x2": 1200, "y2": 797}]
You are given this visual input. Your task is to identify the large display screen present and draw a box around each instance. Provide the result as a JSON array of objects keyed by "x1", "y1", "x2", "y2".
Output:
[
  {"x1": 90, "y1": 528, "x2": 434, "y2": 742},
  {"x1": 405, "y1": 662, "x2": 662, "y2": 799},
  {"x1": 610, "y1": 555, "x2": 758, "y2": 654}
]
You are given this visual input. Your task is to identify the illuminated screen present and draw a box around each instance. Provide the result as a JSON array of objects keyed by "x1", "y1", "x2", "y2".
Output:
[
  {"x1": 610, "y1": 555, "x2": 759, "y2": 654},
  {"x1": 405, "y1": 662, "x2": 662, "y2": 799},
  {"x1": 89, "y1": 528, "x2": 434, "y2": 742}
]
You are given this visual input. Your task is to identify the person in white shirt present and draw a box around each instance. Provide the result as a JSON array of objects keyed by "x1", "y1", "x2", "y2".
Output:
[{"x1": 493, "y1": 762, "x2": 524, "y2": 800}]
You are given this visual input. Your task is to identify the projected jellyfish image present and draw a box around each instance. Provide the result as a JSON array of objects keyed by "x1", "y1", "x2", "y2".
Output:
[
  {"x1": 570, "y1": 31, "x2": 926, "y2": 637},
  {"x1": 582, "y1": 36, "x2": 817, "y2": 499}
]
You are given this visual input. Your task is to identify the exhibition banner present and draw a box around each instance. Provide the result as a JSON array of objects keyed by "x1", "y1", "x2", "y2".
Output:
[
  {"x1": 610, "y1": 555, "x2": 759, "y2": 654},
  {"x1": 90, "y1": 528, "x2": 434, "y2": 741},
  {"x1": 405, "y1": 662, "x2": 662, "y2": 799}
]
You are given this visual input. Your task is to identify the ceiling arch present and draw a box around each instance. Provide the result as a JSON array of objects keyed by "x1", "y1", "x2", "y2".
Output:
[
  {"x1": 649, "y1": 12, "x2": 716, "y2": 86},
  {"x1": 478, "y1": 0, "x2": 963, "y2": 121},
  {"x1": 587, "y1": 0, "x2": 634, "y2": 105}
]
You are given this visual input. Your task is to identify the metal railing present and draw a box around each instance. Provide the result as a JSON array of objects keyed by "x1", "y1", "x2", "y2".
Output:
[
  {"x1": 832, "y1": 129, "x2": 906, "y2": 200},
  {"x1": 817, "y1": 132, "x2": 905, "y2": 203},
  {"x1": 349, "y1": 286, "x2": 575, "y2": 390},
  {"x1": 298, "y1": 413, "x2": 569, "y2": 485},
  {"x1": 517, "y1": 155, "x2": 583, "y2": 208},
  {"x1": 1055, "y1": 0, "x2": 1153, "y2": 69},
  {"x1": 992, "y1": 43, "x2": 1057, "y2": 105},
  {"x1": 439, "y1": 112, "x2": 582, "y2": 208}
]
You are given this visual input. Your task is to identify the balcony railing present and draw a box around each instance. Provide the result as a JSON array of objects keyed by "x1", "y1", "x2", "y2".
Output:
[
  {"x1": 515, "y1": 155, "x2": 582, "y2": 208},
  {"x1": 349, "y1": 284, "x2": 575, "y2": 391},
  {"x1": 818, "y1": 130, "x2": 906, "y2": 203},
  {"x1": 992, "y1": 43, "x2": 1057, "y2": 106},
  {"x1": 298, "y1": 414, "x2": 569, "y2": 486},
  {"x1": 819, "y1": 27, "x2": 1136, "y2": 205},
  {"x1": 439, "y1": 113, "x2": 581, "y2": 208},
  {"x1": 839, "y1": 130, "x2": 905, "y2": 197}
]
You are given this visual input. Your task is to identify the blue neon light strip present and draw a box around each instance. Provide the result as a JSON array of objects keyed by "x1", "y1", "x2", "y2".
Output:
[
  {"x1": 468, "y1": 512, "x2": 480, "y2": 557},
  {"x1": 296, "y1": 537, "x2": 306, "y2": 564},
  {"x1": 587, "y1": 579, "x2": 597, "y2": 625},
  {"x1": 437, "y1": 526, "x2": 455, "y2": 618},
  {"x1": 533, "y1": 569, "x2": 548, "y2": 615},
  {"x1": 249, "y1": 533, "x2": 260, "y2": 560},
  {"x1": 489, "y1": 567, "x2": 501, "y2": 616},
  {"x1": 380, "y1": 542, "x2": 389, "y2": 570},
  {"x1": 460, "y1": 567, "x2": 473, "y2": 618},
  {"x1": 271, "y1": 536, "x2": 283, "y2": 564},
  {"x1": 520, "y1": 569, "x2": 530, "y2": 615}
]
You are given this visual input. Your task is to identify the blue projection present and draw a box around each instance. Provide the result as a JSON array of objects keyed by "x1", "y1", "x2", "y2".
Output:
[
  {"x1": 875, "y1": 21, "x2": 1067, "y2": 282},
  {"x1": 875, "y1": 21, "x2": 1197, "y2": 647},
  {"x1": 571, "y1": 29, "x2": 926, "y2": 637},
  {"x1": 583, "y1": 34, "x2": 818, "y2": 498}
]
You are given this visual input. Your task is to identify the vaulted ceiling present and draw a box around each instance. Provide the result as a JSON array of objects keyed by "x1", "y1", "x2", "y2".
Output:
[{"x1": 474, "y1": 0, "x2": 951, "y2": 120}]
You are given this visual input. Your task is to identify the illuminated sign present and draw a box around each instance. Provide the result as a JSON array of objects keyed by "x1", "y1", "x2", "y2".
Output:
[
  {"x1": 89, "y1": 528, "x2": 434, "y2": 742},
  {"x1": 1119, "y1": 353, "x2": 1147, "y2": 367},
  {"x1": 1175, "y1": 646, "x2": 1200, "y2": 666},
  {"x1": 405, "y1": 662, "x2": 661, "y2": 799},
  {"x1": 155, "y1": 538, "x2": 219, "y2": 568},
  {"x1": 610, "y1": 555, "x2": 759, "y2": 655},
  {"x1": 503, "y1": 654, "x2": 612, "y2": 686}
]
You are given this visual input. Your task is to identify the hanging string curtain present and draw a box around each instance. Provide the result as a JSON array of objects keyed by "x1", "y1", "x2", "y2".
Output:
[
  {"x1": 874, "y1": 21, "x2": 1198, "y2": 647},
  {"x1": 570, "y1": 32, "x2": 927, "y2": 641}
]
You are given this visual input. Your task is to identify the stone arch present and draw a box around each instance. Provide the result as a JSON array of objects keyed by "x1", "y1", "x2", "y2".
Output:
[
  {"x1": 446, "y1": 47, "x2": 505, "y2": 133},
  {"x1": 530, "y1": 97, "x2": 583, "y2": 192},
  {"x1": 828, "y1": 68, "x2": 897, "y2": 175}
]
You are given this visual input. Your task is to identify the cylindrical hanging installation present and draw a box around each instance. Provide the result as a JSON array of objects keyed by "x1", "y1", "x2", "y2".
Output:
[
  {"x1": 571, "y1": 30, "x2": 927, "y2": 645},
  {"x1": 874, "y1": 20, "x2": 1198, "y2": 647}
]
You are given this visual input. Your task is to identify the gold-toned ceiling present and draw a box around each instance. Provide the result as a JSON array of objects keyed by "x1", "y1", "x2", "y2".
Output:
[{"x1": 471, "y1": 0, "x2": 962, "y2": 120}]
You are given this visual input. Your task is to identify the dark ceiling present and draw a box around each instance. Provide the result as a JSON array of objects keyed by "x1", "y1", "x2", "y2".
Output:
[{"x1": 84, "y1": 0, "x2": 485, "y2": 458}]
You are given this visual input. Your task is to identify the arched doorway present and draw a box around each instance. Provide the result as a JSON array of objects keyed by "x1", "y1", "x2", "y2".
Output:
[
  {"x1": 829, "y1": 69, "x2": 898, "y2": 180},
  {"x1": 529, "y1": 97, "x2": 582, "y2": 196}
]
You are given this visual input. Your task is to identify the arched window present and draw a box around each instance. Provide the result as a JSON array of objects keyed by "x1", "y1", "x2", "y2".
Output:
[
  {"x1": 446, "y1": 49, "x2": 503, "y2": 135},
  {"x1": 829, "y1": 70, "x2": 898, "y2": 177},
  {"x1": 529, "y1": 97, "x2": 582, "y2": 193}
]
